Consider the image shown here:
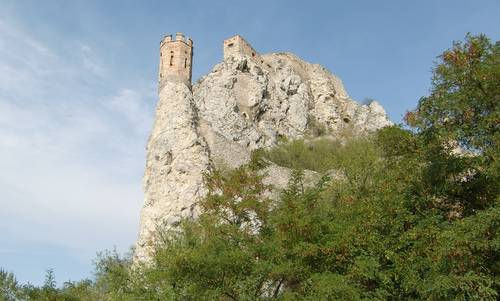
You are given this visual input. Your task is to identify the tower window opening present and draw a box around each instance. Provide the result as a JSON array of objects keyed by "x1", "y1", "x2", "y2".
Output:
[
  {"x1": 170, "y1": 55, "x2": 173, "y2": 66},
  {"x1": 227, "y1": 43, "x2": 234, "y2": 47},
  {"x1": 184, "y1": 58, "x2": 187, "y2": 68}
]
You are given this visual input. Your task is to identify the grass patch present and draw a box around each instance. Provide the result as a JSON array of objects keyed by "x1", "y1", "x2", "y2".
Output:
[{"x1": 259, "y1": 137, "x2": 379, "y2": 173}]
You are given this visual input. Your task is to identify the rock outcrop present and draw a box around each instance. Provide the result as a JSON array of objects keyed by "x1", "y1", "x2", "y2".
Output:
[
  {"x1": 134, "y1": 35, "x2": 392, "y2": 261},
  {"x1": 134, "y1": 82, "x2": 211, "y2": 262},
  {"x1": 194, "y1": 51, "x2": 391, "y2": 168}
]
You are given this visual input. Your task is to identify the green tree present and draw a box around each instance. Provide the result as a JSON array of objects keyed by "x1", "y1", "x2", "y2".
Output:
[
  {"x1": 407, "y1": 34, "x2": 499, "y2": 155},
  {"x1": 406, "y1": 33, "x2": 499, "y2": 214},
  {"x1": 0, "y1": 269, "x2": 25, "y2": 301}
]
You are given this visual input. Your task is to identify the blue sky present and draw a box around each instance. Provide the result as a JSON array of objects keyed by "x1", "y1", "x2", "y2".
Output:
[{"x1": 0, "y1": 0, "x2": 499, "y2": 285}]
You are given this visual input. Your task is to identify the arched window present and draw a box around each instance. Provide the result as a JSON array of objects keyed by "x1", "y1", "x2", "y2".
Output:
[{"x1": 170, "y1": 55, "x2": 173, "y2": 66}]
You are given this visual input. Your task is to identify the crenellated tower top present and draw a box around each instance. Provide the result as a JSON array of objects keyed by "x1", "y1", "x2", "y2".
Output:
[{"x1": 159, "y1": 32, "x2": 193, "y2": 87}]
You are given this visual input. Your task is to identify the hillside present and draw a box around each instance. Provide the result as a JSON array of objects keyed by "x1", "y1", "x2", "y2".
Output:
[{"x1": 135, "y1": 35, "x2": 392, "y2": 261}]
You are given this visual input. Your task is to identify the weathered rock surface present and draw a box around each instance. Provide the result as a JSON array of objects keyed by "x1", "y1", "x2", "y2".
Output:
[
  {"x1": 134, "y1": 47, "x2": 392, "y2": 261},
  {"x1": 194, "y1": 52, "x2": 392, "y2": 168},
  {"x1": 134, "y1": 82, "x2": 211, "y2": 262}
]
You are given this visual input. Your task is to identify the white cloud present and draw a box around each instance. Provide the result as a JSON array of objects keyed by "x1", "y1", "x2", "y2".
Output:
[
  {"x1": 0, "y1": 17, "x2": 155, "y2": 260},
  {"x1": 0, "y1": 20, "x2": 61, "y2": 100}
]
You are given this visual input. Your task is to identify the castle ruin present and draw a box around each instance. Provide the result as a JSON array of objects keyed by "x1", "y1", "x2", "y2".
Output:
[
  {"x1": 134, "y1": 33, "x2": 392, "y2": 262},
  {"x1": 223, "y1": 34, "x2": 260, "y2": 61},
  {"x1": 134, "y1": 32, "x2": 209, "y2": 262},
  {"x1": 159, "y1": 32, "x2": 193, "y2": 87}
]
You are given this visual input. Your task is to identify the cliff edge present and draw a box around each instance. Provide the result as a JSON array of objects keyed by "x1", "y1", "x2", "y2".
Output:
[{"x1": 134, "y1": 34, "x2": 392, "y2": 261}]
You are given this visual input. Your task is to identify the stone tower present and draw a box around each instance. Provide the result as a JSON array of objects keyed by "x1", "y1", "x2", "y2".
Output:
[
  {"x1": 159, "y1": 32, "x2": 193, "y2": 87},
  {"x1": 223, "y1": 35, "x2": 259, "y2": 61},
  {"x1": 134, "y1": 34, "x2": 210, "y2": 262}
]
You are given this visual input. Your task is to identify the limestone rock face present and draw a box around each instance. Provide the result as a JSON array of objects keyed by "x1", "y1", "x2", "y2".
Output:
[
  {"x1": 134, "y1": 48, "x2": 392, "y2": 261},
  {"x1": 134, "y1": 81, "x2": 210, "y2": 262},
  {"x1": 193, "y1": 52, "x2": 392, "y2": 168}
]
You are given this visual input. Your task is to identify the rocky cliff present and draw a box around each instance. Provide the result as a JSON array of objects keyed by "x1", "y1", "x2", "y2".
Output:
[{"x1": 134, "y1": 36, "x2": 392, "y2": 262}]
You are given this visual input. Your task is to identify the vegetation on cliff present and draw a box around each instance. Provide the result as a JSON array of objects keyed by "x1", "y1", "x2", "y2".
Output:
[{"x1": 2, "y1": 34, "x2": 498, "y2": 300}]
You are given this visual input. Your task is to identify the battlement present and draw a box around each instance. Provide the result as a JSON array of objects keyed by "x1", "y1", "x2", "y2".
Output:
[
  {"x1": 161, "y1": 32, "x2": 193, "y2": 47},
  {"x1": 223, "y1": 35, "x2": 259, "y2": 60},
  {"x1": 159, "y1": 32, "x2": 193, "y2": 87}
]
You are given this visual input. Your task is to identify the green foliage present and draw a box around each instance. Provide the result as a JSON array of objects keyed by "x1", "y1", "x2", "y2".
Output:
[
  {"x1": 0, "y1": 269, "x2": 24, "y2": 301},
  {"x1": 408, "y1": 34, "x2": 499, "y2": 155},
  {"x1": 404, "y1": 34, "x2": 500, "y2": 215},
  {"x1": 261, "y1": 136, "x2": 383, "y2": 198},
  {"x1": 262, "y1": 138, "x2": 341, "y2": 172},
  {"x1": 89, "y1": 127, "x2": 496, "y2": 299},
  {"x1": 0, "y1": 268, "x2": 102, "y2": 301}
]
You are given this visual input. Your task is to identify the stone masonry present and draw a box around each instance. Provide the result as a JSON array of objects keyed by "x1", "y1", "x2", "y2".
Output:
[
  {"x1": 223, "y1": 35, "x2": 260, "y2": 61},
  {"x1": 159, "y1": 32, "x2": 193, "y2": 87}
]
